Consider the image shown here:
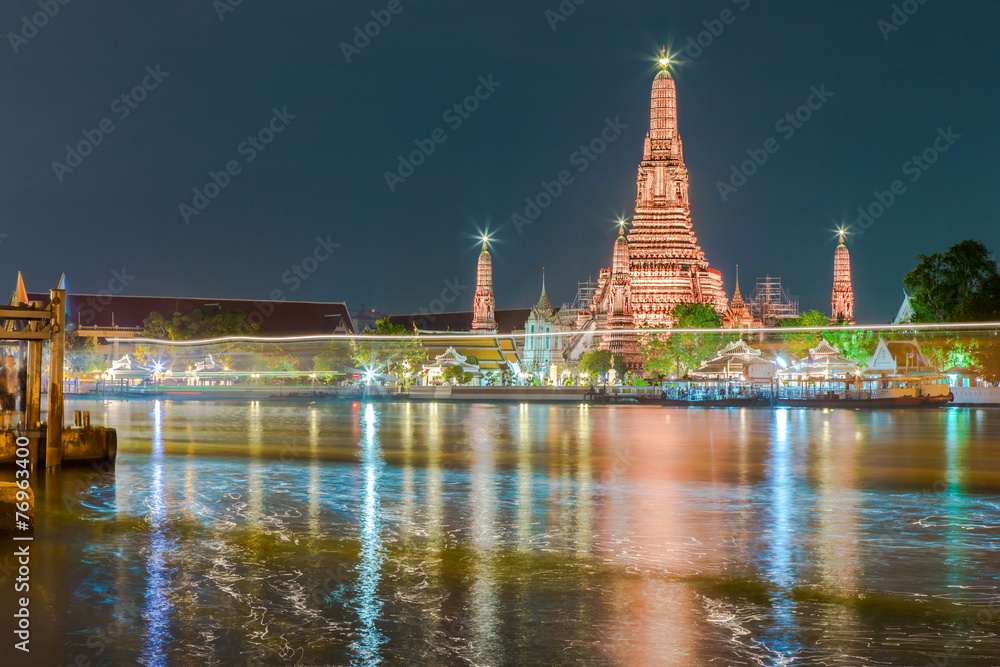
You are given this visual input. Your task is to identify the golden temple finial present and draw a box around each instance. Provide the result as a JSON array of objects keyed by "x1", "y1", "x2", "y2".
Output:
[
  {"x1": 836, "y1": 226, "x2": 848, "y2": 245},
  {"x1": 658, "y1": 46, "x2": 670, "y2": 71}
]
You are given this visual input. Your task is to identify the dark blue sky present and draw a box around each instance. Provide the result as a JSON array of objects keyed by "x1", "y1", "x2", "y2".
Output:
[{"x1": 1, "y1": 1, "x2": 997, "y2": 323}]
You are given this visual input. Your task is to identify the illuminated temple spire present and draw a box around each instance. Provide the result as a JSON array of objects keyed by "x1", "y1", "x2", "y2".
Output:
[
  {"x1": 830, "y1": 229, "x2": 855, "y2": 325},
  {"x1": 723, "y1": 265, "x2": 756, "y2": 330},
  {"x1": 471, "y1": 237, "x2": 497, "y2": 332},
  {"x1": 532, "y1": 267, "x2": 553, "y2": 318},
  {"x1": 600, "y1": 221, "x2": 641, "y2": 371},
  {"x1": 621, "y1": 47, "x2": 728, "y2": 327}
]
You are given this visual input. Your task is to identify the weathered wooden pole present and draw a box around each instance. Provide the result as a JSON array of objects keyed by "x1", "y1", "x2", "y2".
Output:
[
  {"x1": 46, "y1": 289, "x2": 66, "y2": 468},
  {"x1": 26, "y1": 309, "x2": 44, "y2": 469}
]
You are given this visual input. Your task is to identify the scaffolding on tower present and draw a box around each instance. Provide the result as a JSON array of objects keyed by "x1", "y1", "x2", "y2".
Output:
[
  {"x1": 569, "y1": 278, "x2": 598, "y2": 312},
  {"x1": 747, "y1": 276, "x2": 799, "y2": 326}
]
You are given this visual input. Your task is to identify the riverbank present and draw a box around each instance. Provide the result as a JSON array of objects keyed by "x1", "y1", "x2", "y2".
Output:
[{"x1": 57, "y1": 385, "x2": 1000, "y2": 408}]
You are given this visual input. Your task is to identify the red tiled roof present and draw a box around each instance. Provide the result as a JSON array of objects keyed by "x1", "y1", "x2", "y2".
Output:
[{"x1": 29, "y1": 293, "x2": 355, "y2": 335}]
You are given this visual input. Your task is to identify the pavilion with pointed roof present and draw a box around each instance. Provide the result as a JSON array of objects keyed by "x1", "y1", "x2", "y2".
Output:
[
  {"x1": 861, "y1": 338, "x2": 939, "y2": 377},
  {"x1": 689, "y1": 338, "x2": 776, "y2": 384},
  {"x1": 421, "y1": 346, "x2": 483, "y2": 385},
  {"x1": 778, "y1": 338, "x2": 860, "y2": 380}
]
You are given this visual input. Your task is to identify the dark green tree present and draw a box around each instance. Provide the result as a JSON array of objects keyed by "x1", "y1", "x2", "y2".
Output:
[
  {"x1": 579, "y1": 349, "x2": 613, "y2": 382},
  {"x1": 135, "y1": 308, "x2": 260, "y2": 370},
  {"x1": 350, "y1": 318, "x2": 426, "y2": 379},
  {"x1": 639, "y1": 303, "x2": 726, "y2": 377},
  {"x1": 65, "y1": 331, "x2": 105, "y2": 377},
  {"x1": 777, "y1": 309, "x2": 830, "y2": 358},
  {"x1": 441, "y1": 365, "x2": 466, "y2": 385},
  {"x1": 822, "y1": 328, "x2": 879, "y2": 364},
  {"x1": 903, "y1": 240, "x2": 1000, "y2": 323}
]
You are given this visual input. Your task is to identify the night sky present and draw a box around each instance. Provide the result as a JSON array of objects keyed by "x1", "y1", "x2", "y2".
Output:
[{"x1": 2, "y1": 1, "x2": 997, "y2": 324}]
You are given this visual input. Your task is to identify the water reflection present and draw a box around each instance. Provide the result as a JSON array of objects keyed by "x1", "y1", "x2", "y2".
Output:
[
  {"x1": 467, "y1": 407, "x2": 500, "y2": 664},
  {"x1": 765, "y1": 408, "x2": 800, "y2": 659},
  {"x1": 352, "y1": 403, "x2": 386, "y2": 665},
  {"x1": 22, "y1": 400, "x2": 1000, "y2": 665},
  {"x1": 141, "y1": 400, "x2": 172, "y2": 667}
]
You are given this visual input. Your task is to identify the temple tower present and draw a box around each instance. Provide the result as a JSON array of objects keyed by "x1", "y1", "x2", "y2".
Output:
[
  {"x1": 523, "y1": 269, "x2": 564, "y2": 372},
  {"x1": 625, "y1": 48, "x2": 727, "y2": 325},
  {"x1": 471, "y1": 239, "x2": 497, "y2": 332},
  {"x1": 830, "y1": 231, "x2": 855, "y2": 324},
  {"x1": 723, "y1": 266, "x2": 757, "y2": 330},
  {"x1": 600, "y1": 224, "x2": 641, "y2": 370}
]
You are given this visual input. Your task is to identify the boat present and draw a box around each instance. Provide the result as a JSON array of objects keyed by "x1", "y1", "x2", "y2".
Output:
[{"x1": 776, "y1": 375, "x2": 954, "y2": 408}]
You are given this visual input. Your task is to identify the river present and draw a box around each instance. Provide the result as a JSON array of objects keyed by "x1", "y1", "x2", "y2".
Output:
[{"x1": 4, "y1": 398, "x2": 1000, "y2": 666}]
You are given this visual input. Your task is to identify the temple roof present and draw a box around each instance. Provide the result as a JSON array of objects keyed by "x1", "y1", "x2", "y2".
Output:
[
  {"x1": 718, "y1": 339, "x2": 761, "y2": 358},
  {"x1": 809, "y1": 339, "x2": 840, "y2": 357},
  {"x1": 862, "y1": 338, "x2": 938, "y2": 376},
  {"x1": 530, "y1": 269, "x2": 554, "y2": 320},
  {"x1": 418, "y1": 335, "x2": 520, "y2": 371}
]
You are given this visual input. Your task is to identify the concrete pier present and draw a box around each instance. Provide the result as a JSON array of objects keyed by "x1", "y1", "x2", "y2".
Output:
[{"x1": 0, "y1": 427, "x2": 117, "y2": 467}]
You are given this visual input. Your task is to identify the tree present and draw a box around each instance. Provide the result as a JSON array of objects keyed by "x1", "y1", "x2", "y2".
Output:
[
  {"x1": 638, "y1": 303, "x2": 727, "y2": 378},
  {"x1": 139, "y1": 308, "x2": 258, "y2": 340},
  {"x1": 904, "y1": 240, "x2": 1000, "y2": 323},
  {"x1": 823, "y1": 328, "x2": 879, "y2": 364},
  {"x1": 777, "y1": 309, "x2": 830, "y2": 359},
  {"x1": 135, "y1": 308, "x2": 259, "y2": 369},
  {"x1": 351, "y1": 318, "x2": 426, "y2": 379},
  {"x1": 65, "y1": 331, "x2": 105, "y2": 378},
  {"x1": 441, "y1": 365, "x2": 467, "y2": 385},
  {"x1": 579, "y1": 349, "x2": 612, "y2": 382},
  {"x1": 313, "y1": 341, "x2": 355, "y2": 373}
]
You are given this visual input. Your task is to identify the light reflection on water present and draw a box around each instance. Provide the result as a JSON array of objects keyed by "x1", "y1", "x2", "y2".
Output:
[
  {"x1": 352, "y1": 403, "x2": 387, "y2": 665},
  {"x1": 8, "y1": 399, "x2": 1000, "y2": 666},
  {"x1": 141, "y1": 400, "x2": 171, "y2": 667}
]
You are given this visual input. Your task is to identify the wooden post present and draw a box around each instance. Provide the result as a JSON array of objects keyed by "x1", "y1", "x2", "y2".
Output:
[
  {"x1": 26, "y1": 321, "x2": 43, "y2": 469},
  {"x1": 46, "y1": 289, "x2": 65, "y2": 468}
]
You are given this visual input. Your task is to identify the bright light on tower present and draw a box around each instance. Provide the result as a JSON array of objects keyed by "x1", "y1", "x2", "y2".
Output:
[{"x1": 658, "y1": 45, "x2": 670, "y2": 70}]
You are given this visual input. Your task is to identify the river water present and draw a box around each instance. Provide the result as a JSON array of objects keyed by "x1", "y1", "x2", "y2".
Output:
[{"x1": 4, "y1": 398, "x2": 1000, "y2": 666}]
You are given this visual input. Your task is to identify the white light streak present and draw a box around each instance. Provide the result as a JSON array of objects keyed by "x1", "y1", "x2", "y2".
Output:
[{"x1": 109, "y1": 320, "x2": 1000, "y2": 346}]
